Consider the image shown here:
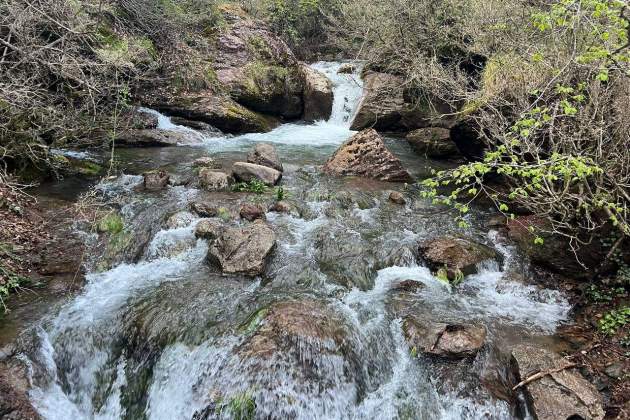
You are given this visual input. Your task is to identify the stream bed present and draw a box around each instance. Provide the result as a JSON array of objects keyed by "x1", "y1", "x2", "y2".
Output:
[{"x1": 12, "y1": 62, "x2": 573, "y2": 419}]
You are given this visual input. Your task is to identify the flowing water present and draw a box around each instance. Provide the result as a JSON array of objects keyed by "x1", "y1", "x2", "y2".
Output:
[{"x1": 18, "y1": 62, "x2": 572, "y2": 419}]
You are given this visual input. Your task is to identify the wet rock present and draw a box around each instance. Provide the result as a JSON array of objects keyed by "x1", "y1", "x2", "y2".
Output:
[
  {"x1": 337, "y1": 63, "x2": 356, "y2": 74},
  {"x1": 198, "y1": 168, "x2": 230, "y2": 191},
  {"x1": 323, "y1": 129, "x2": 413, "y2": 183},
  {"x1": 115, "y1": 129, "x2": 196, "y2": 147},
  {"x1": 350, "y1": 73, "x2": 452, "y2": 132},
  {"x1": 193, "y1": 157, "x2": 218, "y2": 169},
  {"x1": 143, "y1": 170, "x2": 170, "y2": 191},
  {"x1": 406, "y1": 127, "x2": 459, "y2": 158},
  {"x1": 191, "y1": 202, "x2": 218, "y2": 218},
  {"x1": 165, "y1": 211, "x2": 196, "y2": 229},
  {"x1": 511, "y1": 345, "x2": 604, "y2": 420},
  {"x1": 418, "y1": 236, "x2": 497, "y2": 281},
  {"x1": 301, "y1": 64, "x2": 333, "y2": 122},
  {"x1": 232, "y1": 162, "x2": 282, "y2": 186},
  {"x1": 388, "y1": 191, "x2": 406, "y2": 205},
  {"x1": 450, "y1": 118, "x2": 487, "y2": 161},
  {"x1": 238, "y1": 299, "x2": 349, "y2": 360},
  {"x1": 247, "y1": 143, "x2": 283, "y2": 172},
  {"x1": 240, "y1": 203, "x2": 265, "y2": 221},
  {"x1": 269, "y1": 200, "x2": 292, "y2": 213},
  {"x1": 485, "y1": 215, "x2": 507, "y2": 229},
  {"x1": 0, "y1": 358, "x2": 41, "y2": 420},
  {"x1": 195, "y1": 220, "x2": 225, "y2": 241},
  {"x1": 208, "y1": 221, "x2": 276, "y2": 276},
  {"x1": 403, "y1": 317, "x2": 486, "y2": 359},
  {"x1": 168, "y1": 174, "x2": 192, "y2": 187},
  {"x1": 392, "y1": 280, "x2": 425, "y2": 293},
  {"x1": 154, "y1": 96, "x2": 276, "y2": 134}
]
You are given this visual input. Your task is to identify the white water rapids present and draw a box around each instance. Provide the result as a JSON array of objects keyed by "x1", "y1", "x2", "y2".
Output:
[{"x1": 23, "y1": 62, "x2": 571, "y2": 420}]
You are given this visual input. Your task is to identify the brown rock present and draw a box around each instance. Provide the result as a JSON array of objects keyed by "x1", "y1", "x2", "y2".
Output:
[
  {"x1": 115, "y1": 129, "x2": 197, "y2": 147},
  {"x1": 406, "y1": 127, "x2": 459, "y2": 158},
  {"x1": 195, "y1": 220, "x2": 225, "y2": 241},
  {"x1": 0, "y1": 359, "x2": 41, "y2": 420},
  {"x1": 198, "y1": 169, "x2": 229, "y2": 191},
  {"x1": 418, "y1": 236, "x2": 497, "y2": 281},
  {"x1": 269, "y1": 201, "x2": 292, "y2": 213},
  {"x1": 301, "y1": 64, "x2": 333, "y2": 122},
  {"x1": 190, "y1": 202, "x2": 218, "y2": 218},
  {"x1": 143, "y1": 170, "x2": 170, "y2": 191},
  {"x1": 208, "y1": 221, "x2": 276, "y2": 276},
  {"x1": 240, "y1": 203, "x2": 265, "y2": 221},
  {"x1": 337, "y1": 63, "x2": 356, "y2": 74},
  {"x1": 192, "y1": 157, "x2": 218, "y2": 169},
  {"x1": 323, "y1": 129, "x2": 413, "y2": 183},
  {"x1": 388, "y1": 191, "x2": 406, "y2": 205},
  {"x1": 511, "y1": 345, "x2": 604, "y2": 420},
  {"x1": 403, "y1": 317, "x2": 486, "y2": 359},
  {"x1": 247, "y1": 143, "x2": 283, "y2": 172},
  {"x1": 232, "y1": 162, "x2": 282, "y2": 186},
  {"x1": 350, "y1": 73, "x2": 452, "y2": 132}
]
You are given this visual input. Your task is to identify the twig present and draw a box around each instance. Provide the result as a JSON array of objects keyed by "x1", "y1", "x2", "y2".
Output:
[{"x1": 512, "y1": 363, "x2": 578, "y2": 391}]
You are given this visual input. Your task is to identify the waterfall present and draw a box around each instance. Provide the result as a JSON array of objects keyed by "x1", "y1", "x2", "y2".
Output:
[{"x1": 310, "y1": 61, "x2": 364, "y2": 126}]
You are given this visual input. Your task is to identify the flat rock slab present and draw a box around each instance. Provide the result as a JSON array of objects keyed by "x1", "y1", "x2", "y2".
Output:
[
  {"x1": 323, "y1": 129, "x2": 413, "y2": 183},
  {"x1": 208, "y1": 221, "x2": 276, "y2": 276},
  {"x1": 511, "y1": 345, "x2": 604, "y2": 420}
]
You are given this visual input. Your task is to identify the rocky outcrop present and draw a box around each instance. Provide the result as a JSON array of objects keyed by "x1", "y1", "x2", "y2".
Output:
[
  {"x1": 211, "y1": 5, "x2": 304, "y2": 119},
  {"x1": 511, "y1": 345, "x2": 604, "y2": 420},
  {"x1": 247, "y1": 143, "x2": 283, "y2": 172},
  {"x1": 419, "y1": 236, "x2": 497, "y2": 281},
  {"x1": 198, "y1": 169, "x2": 230, "y2": 191},
  {"x1": 301, "y1": 64, "x2": 333, "y2": 122},
  {"x1": 406, "y1": 127, "x2": 459, "y2": 158},
  {"x1": 0, "y1": 358, "x2": 40, "y2": 420},
  {"x1": 207, "y1": 220, "x2": 276, "y2": 276},
  {"x1": 350, "y1": 72, "x2": 452, "y2": 132},
  {"x1": 143, "y1": 170, "x2": 170, "y2": 190},
  {"x1": 232, "y1": 162, "x2": 282, "y2": 186},
  {"x1": 403, "y1": 317, "x2": 486, "y2": 359},
  {"x1": 323, "y1": 129, "x2": 413, "y2": 182}
]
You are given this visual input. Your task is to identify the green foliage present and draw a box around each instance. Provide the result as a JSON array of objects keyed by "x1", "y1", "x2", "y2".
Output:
[
  {"x1": 217, "y1": 207, "x2": 232, "y2": 221},
  {"x1": 274, "y1": 186, "x2": 286, "y2": 201},
  {"x1": 598, "y1": 306, "x2": 630, "y2": 335},
  {"x1": 97, "y1": 212, "x2": 124, "y2": 234},
  {"x1": 232, "y1": 180, "x2": 268, "y2": 194},
  {"x1": 239, "y1": 307, "x2": 269, "y2": 334},
  {"x1": 585, "y1": 284, "x2": 627, "y2": 303},
  {"x1": 218, "y1": 392, "x2": 256, "y2": 420}
]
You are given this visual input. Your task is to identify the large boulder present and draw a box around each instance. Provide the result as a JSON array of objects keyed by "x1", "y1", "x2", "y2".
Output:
[
  {"x1": 301, "y1": 64, "x2": 333, "y2": 122},
  {"x1": 154, "y1": 95, "x2": 276, "y2": 134},
  {"x1": 419, "y1": 236, "x2": 497, "y2": 281},
  {"x1": 323, "y1": 129, "x2": 413, "y2": 183},
  {"x1": 247, "y1": 143, "x2": 283, "y2": 172},
  {"x1": 232, "y1": 162, "x2": 282, "y2": 186},
  {"x1": 406, "y1": 127, "x2": 459, "y2": 158},
  {"x1": 211, "y1": 5, "x2": 304, "y2": 119},
  {"x1": 403, "y1": 317, "x2": 486, "y2": 359},
  {"x1": 350, "y1": 72, "x2": 452, "y2": 132},
  {"x1": 198, "y1": 169, "x2": 230, "y2": 191},
  {"x1": 207, "y1": 221, "x2": 276, "y2": 276},
  {"x1": 511, "y1": 345, "x2": 604, "y2": 420}
]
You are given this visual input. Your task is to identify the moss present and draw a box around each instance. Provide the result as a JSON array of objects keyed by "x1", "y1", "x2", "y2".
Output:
[
  {"x1": 97, "y1": 212, "x2": 124, "y2": 235},
  {"x1": 247, "y1": 35, "x2": 273, "y2": 60},
  {"x1": 239, "y1": 307, "x2": 269, "y2": 334},
  {"x1": 225, "y1": 103, "x2": 272, "y2": 131}
]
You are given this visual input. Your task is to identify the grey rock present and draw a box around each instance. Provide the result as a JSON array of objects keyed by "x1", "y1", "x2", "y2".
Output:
[
  {"x1": 247, "y1": 143, "x2": 283, "y2": 172},
  {"x1": 198, "y1": 169, "x2": 230, "y2": 191},
  {"x1": 232, "y1": 162, "x2": 282, "y2": 186}
]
